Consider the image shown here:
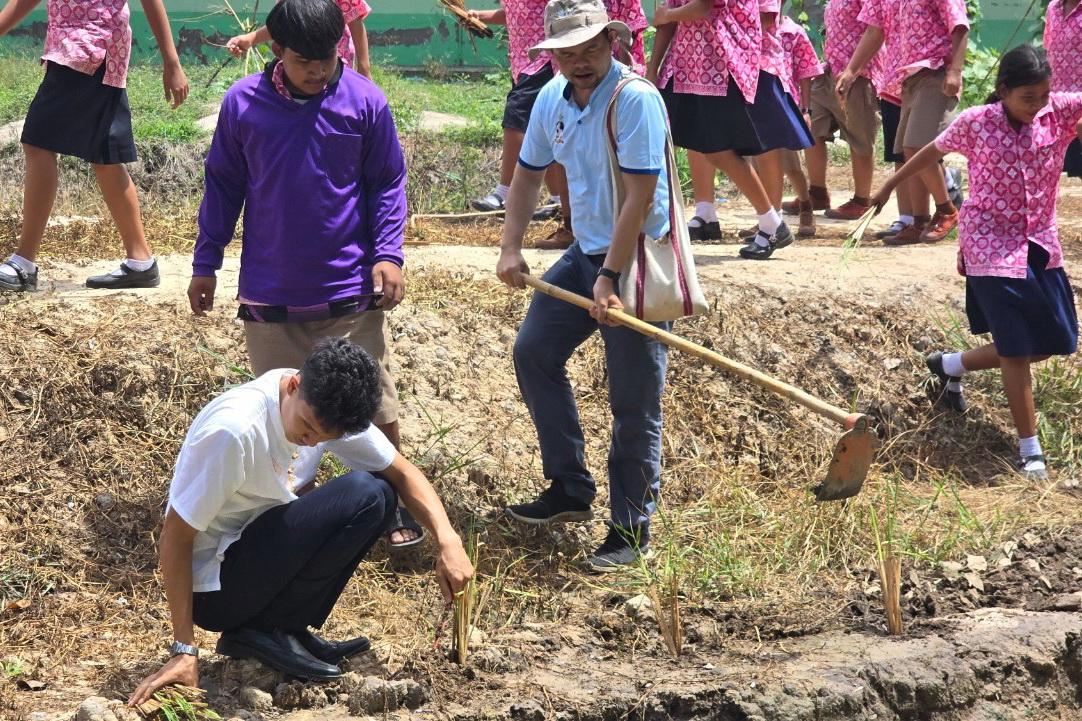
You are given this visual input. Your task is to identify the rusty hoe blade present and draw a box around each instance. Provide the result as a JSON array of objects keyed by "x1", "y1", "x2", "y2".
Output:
[{"x1": 812, "y1": 414, "x2": 876, "y2": 502}]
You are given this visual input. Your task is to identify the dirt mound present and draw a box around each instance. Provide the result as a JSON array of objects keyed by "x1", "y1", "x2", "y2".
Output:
[{"x1": 2, "y1": 267, "x2": 1081, "y2": 719}]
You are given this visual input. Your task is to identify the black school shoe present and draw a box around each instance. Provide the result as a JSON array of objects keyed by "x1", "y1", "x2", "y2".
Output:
[
  {"x1": 585, "y1": 523, "x2": 652, "y2": 573},
  {"x1": 216, "y1": 627, "x2": 342, "y2": 680},
  {"x1": 86, "y1": 260, "x2": 160, "y2": 289},
  {"x1": 0, "y1": 260, "x2": 37, "y2": 292},
  {"x1": 925, "y1": 351, "x2": 967, "y2": 412},
  {"x1": 1018, "y1": 455, "x2": 1049, "y2": 482},
  {"x1": 688, "y1": 216, "x2": 722, "y2": 241},
  {"x1": 738, "y1": 223, "x2": 793, "y2": 260},
  {"x1": 506, "y1": 481, "x2": 593, "y2": 524},
  {"x1": 295, "y1": 629, "x2": 371, "y2": 664}
]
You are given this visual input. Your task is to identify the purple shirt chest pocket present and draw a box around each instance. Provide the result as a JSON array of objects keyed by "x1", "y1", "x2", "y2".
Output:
[{"x1": 320, "y1": 131, "x2": 364, "y2": 188}]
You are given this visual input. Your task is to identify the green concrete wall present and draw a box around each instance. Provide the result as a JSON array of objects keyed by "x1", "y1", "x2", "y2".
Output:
[{"x1": 0, "y1": 0, "x2": 1045, "y2": 70}]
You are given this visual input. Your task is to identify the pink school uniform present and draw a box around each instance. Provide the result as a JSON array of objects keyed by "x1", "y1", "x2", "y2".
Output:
[
  {"x1": 21, "y1": 0, "x2": 139, "y2": 164},
  {"x1": 658, "y1": 0, "x2": 760, "y2": 99},
  {"x1": 777, "y1": 15, "x2": 823, "y2": 103},
  {"x1": 932, "y1": 93, "x2": 1082, "y2": 357},
  {"x1": 867, "y1": 0, "x2": 968, "y2": 100},
  {"x1": 823, "y1": 0, "x2": 881, "y2": 90},
  {"x1": 503, "y1": 0, "x2": 552, "y2": 81},
  {"x1": 604, "y1": 0, "x2": 648, "y2": 72},
  {"x1": 1043, "y1": 0, "x2": 1082, "y2": 176},
  {"x1": 335, "y1": 0, "x2": 371, "y2": 67}
]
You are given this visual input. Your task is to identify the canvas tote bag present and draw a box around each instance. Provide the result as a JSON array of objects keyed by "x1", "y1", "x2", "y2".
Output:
[{"x1": 604, "y1": 75, "x2": 709, "y2": 322}]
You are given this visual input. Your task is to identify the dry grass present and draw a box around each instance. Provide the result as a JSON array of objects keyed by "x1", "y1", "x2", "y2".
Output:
[{"x1": 1, "y1": 264, "x2": 1081, "y2": 717}]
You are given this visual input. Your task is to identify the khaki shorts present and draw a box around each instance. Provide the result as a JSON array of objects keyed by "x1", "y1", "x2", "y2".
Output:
[
  {"x1": 895, "y1": 68, "x2": 958, "y2": 155},
  {"x1": 809, "y1": 70, "x2": 879, "y2": 156},
  {"x1": 244, "y1": 311, "x2": 399, "y2": 425}
]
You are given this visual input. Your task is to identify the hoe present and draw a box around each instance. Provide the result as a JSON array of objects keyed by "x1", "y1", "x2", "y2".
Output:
[{"x1": 523, "y1": 274, "x2": 876, "y2": 501}]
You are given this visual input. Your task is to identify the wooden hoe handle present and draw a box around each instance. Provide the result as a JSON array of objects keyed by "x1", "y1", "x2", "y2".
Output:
[{"x1": 522, "y1": 274, "x2": 854, "y2": 428}]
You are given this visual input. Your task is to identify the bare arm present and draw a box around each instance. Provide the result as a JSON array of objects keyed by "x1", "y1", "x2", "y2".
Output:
[
  {"x1": 836, "y1": 26, "x2": 883, "y2": 96},
  {"x1": 646, "y1": 23, "x2": 677, "y2": 84},
  {"x1": 140, "y1": 0, "x2": 189, "y2": 108},
  {"x1": 496, "y1": 164, "x2": 546, "y2": 288},
  {"x1": 0, "y1": 0, "x2": 40, "y2": 36},
  {"x1": 349, "y1": 19, "x2": 371, "y2": 77},
  {"x1": 654, "y1": 0, "x2": 711, "y2": 25},
  {"x1": 942, "y1": 26, "x2": 968, "y2": 97},
  {"x1": 379, "y1": 454, "x2": 474, "y2": 600},
  {"x1": 469, "y1": 8, "x2": 506, "y2": 24},
  {"x1": 128, "y1": 510, "x2": 199, "y2": 707},
  {"x1": 870, "y1": 141, "x2": 947, "y2": 211},
  {"x1": 799, "y1": 77, "x2": 813, "y2": 110}
]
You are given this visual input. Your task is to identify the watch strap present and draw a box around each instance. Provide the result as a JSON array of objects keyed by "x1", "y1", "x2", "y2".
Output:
[
  {"x1": 597, "y1": 267, "x2": 620, "y2": 282},
  {"x1": 169, "y1": 640, "x2": 199, "y2": 658}
]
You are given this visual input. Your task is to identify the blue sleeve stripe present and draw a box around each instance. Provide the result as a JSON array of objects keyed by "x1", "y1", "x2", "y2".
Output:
[
  {"x1": 619, "y1": 166, "x2": 662, "y2": 176},
  {"x1": 518, "y1": 158, "x2": 551, "y2": 171}
]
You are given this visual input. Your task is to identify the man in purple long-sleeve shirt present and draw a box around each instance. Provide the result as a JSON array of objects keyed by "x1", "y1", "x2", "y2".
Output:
[{"x1": 187, "y1": 0, "x2": 425, "y2": 547}]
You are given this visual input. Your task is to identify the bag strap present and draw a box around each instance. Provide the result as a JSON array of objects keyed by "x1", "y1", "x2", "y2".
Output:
[{"x1": 604, "y1": 74, "x2": 696, "y2": 317}]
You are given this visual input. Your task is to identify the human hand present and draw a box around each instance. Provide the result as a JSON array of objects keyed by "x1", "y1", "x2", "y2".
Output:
[
  {"x1": 163, "y1": 61, "x2": 189, "y2": 109},
  {"x1": 372, "y1": 261, "x2": 405, "y2": 310},
  {"x1": 496, "y1": 249, "x2": 530, "y2": 289},
  {"x1": 942, "y1": 69, "x2": 962, "y2": 98},
  {"x1": 590, "y1": 276, "x2": 623, "y2": 326},
  {"x1": 652, "y1": 5, "x2": 672, "y2": 26},
  {"x1": 127, "y1": 654, "x2": 198, "y2": 708},
  {"x1": 226, "y1": 32, "x2": 255, "y2": 58},
  {"x1": 468, "y1": 9, "x2": 498, "y2": 23},
  {"x1": 835, "y1": 69, "x2": 855, "y2": 99},
  {"x1": 187, "y1": 276, "x2": 217, "y2": 316},
  {"x1": 869, "y1": 188, "x2": 890, "y2": 215},
  {"x1": 434, "y1": 536, "x2": 474, "y2": 602}
]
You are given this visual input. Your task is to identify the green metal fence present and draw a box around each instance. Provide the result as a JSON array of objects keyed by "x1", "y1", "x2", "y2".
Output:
[{"x1": 0, "y1": 0, "x2": 1045, "y2": 71}]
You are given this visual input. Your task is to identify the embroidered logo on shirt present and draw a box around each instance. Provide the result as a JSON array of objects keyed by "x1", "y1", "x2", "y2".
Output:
[{"x1": 554, "y1": 118, "x2": 566, "y2": 145}]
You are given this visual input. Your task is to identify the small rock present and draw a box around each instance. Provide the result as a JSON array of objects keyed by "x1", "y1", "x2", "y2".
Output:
[
  {"x1": 347, "y1": 676, "x2": 397, "y2": 714},
  {"x1": 1022, "y1": 558, "x2": 1042, "y2": 575},
  {"x1": 962, "y1": 572, "x2": 985, "y2": 592},
  {"x1": 93, "y1": 493, "x2": 116, "y2": 511},
  {"x1": 28, "y1": 714, "x2": 50, "y2": 721},
  {"x1": 940, "y1": 561, "x2": 964, "y2": 580},
  {"x1": 624, "y1": 594, "x2": 654, "y2": 621},
  {"x1": 967, "y1": 555, "x2": 988, "y2": 572},
  {"x1": 882, "y1": 358, "x2": 903, "y2": 371},
  {"x1": 239, "y1": 686, "x2": 273, "y2": 712},
  {"x1": 468, "y1": 625, "x2": 488, "y2": 647},
  {"x1": 76, "y1": 697, "x2": 114, "y2": 721},
  {"x1": 1039, "y1": 591, "x2": 1082, "y2": 611},
  {"x1": 222, "y1": 658, "x2": 282, "y2": 691},
  {"x1": 510, "y1": 699, "x2": 545, "y2": 721},
  {"x1": 389, "y1": 678, "x2": 427, "y2": 709}
]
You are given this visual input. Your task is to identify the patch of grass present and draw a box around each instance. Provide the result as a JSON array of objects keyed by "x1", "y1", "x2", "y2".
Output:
[{"x1": 372, "y1": 67, "x2": 506, "y2": 144}]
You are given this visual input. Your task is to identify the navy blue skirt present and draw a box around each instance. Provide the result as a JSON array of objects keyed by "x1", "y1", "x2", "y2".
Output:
[
  {"x1": 20, "y1": 61, "x2": 136, "y2": 165},
  {"x1": 966, "y1": 243, "x2": 1078, "y2": 357},
  {"x1": 661, "y1": 71, "x2": 813, "y2": 156},
  {"x1": 1064, "y1": 138, "x2": 1082, "y2": 179}
]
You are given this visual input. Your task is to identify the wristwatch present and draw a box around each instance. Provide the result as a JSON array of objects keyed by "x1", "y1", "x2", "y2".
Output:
[
  {"x1": 169, "y1": 640, "x2": 199, "y2": 658},
  {"x1": 596, "y1": 267, "x2": 621, "y2": 283}
]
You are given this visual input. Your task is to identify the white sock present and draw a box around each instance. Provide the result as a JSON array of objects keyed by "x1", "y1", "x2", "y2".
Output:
[
  {"x1": 899, "y1": 214, "x2": 915, "y2": 226},
  {"x1": 1019, "y1": 435, "x2": 1043, "y2": 459},
  {"x1": 493, "y1": 184, "x2": 510, "y2": 201},
  {"x1": 944, "y1": 167, "x2": 958, "y2": 190},
  {"x1": 1, "y1": 254, "x2": 35, "y2": 281},
  {"x1": 550, "y1": 195, "x2": 561, "y2": 205},
  {"x1": 942, "y1": 352, "x2": 966, "y2": 378},
  {"x1": 124, "y1": 256, "x2": 155, "y2": 272},
  {"x1": 757, "y1": 208, "x2": 782, "y2": 234},
  {"x1": 694, "y1": 201, "x2": 718, "y2": 224}
]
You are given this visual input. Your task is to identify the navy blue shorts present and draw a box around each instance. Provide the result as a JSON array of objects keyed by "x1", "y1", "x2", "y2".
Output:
[
  {"x1": 20, "y1": 61, "x2": 136, "y2": 165},
  {"x1": 966, "y1": 243, "x2": 1078, "y2": 358},
  {"x1": 662, "y1": 71, "x2": 813, "y2": 156},
  {"x1": 879, "y1": 99, "x2": 905, "y2": 164},
  {"x1": 1064, "y1": 138, "x2": 1082, "y2": 179},
  {"x1": 503, "y1": 65, "x2": 555, "y2": 133}
]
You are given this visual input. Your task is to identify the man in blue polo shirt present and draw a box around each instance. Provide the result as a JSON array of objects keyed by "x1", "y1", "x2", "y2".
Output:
[{"x1": 496, "y1": 0, "x2": 671, "y2": 572}]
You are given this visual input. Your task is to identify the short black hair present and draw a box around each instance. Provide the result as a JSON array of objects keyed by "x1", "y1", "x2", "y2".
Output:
[
  {"x1": 988, "y1": 45, "x2": 1052, "y2": 103},
  {"x1": 266, "y1": 0, "x2": 344, "y2": 60},
  {"x1": 299, "y1": 337, "x2": 382, "y2": 436}
]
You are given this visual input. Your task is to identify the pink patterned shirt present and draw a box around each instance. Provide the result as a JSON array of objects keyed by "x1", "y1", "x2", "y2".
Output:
[
  {"x1": 823, "y1": 0, "x2": 880, "y2": 82},
  {"x1": 1044, "y1": 0, "x2": 1082, "y2": 93},
  {"x1": 605, "y1": 0, "x2": 648, "y2": 72},
  {"x1": 934, "y1": 94, "x2": 1082, "y2": 278},
  {"x1": 858, "y1": 0, "x2": 904, "y2": 101},
  {"x1": 42, "y1": 0, "x2": 132, "y2": 88},
  {"x1": 863, "y1": 0, "x2": 967, "y2": 98},
  {"x1": 758, "y1": 0, "x2": 786, "y2": 78},
  {"x1": 777, "y1": 16, "x2": 822, "y2": 102},
  {"x1": 503, "y1": 0, "x2": 551, "y2": 81},
  {"x1": 336, "y1": 0, "x2": 371, "y2": 67},
  {"x1": 659, "y1": 0, "x2": 761, "y2": 100}
]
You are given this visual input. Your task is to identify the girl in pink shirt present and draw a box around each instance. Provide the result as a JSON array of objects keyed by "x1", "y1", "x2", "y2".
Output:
[
  {"x1": 649, "y1": 0, "x2": 811, "y2": 260},
  {"x1": 0, "y1": 0, "x2": 188, "y2": 293},
  {"x1": 869, "y1": 45, "x2": 1080, "y2": 482}
]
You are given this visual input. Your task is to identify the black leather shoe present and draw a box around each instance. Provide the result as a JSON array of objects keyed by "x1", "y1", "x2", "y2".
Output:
[
  {"x1": 216, "y1": 628, "x2": 342, "y2": 680},
  {"x1": 85, "y1": 260, "x2": 160, "y2": 289},
  {"x1": 295, "y1": 629, "x2": 371, "y2": 664}
]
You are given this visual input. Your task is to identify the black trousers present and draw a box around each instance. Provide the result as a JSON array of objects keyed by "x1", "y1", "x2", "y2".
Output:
[{"x1": 193, "y1": 471, "x2": 397, "y2": 633}]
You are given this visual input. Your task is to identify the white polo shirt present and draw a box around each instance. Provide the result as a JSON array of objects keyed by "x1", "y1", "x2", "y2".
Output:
[{"x1": 168, "y1": 369, "x2": 396, "y2": 592}]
